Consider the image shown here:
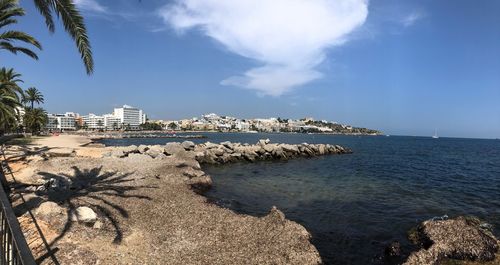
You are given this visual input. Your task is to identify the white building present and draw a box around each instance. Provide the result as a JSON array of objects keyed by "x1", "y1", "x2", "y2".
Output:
[
  {"x1": 112, "y1": 105, "x2": 146, "y2": 130},
  {"x1": 103, "y1": 114, "x2": 122, "y2": 130},
  {"x1": 235, "y1": 120, "x2": 250, "y2": 131},
  {"x1": 82, "y1": 113, "x2": 105, "y2": 130},
  {"x1": 46, "y1": 113, "x2": 76, "y2": 131}
]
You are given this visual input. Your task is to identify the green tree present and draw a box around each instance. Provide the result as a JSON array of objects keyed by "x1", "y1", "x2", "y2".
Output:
[
  {"x1": 31, "y1": 0, "x2": 93, "y2": 74},
  {"x1": 23, "y1": 107, "x2": 47, "y2": 135},
  {"x1": 97, "y1": 119, "x2": 103, "y2": 129},
  {"x1": 168, "y1": 122, "x2": 177, "y2": 130},
  {"x1": 22, "y1": 87, "x2": 44, "y2": 109},
  {"x1": 0, "y1": 67, "x2": 23, "y2": 131},
  {"x1": 0, "y1": 0, "x2": 42, "y2": 59}
]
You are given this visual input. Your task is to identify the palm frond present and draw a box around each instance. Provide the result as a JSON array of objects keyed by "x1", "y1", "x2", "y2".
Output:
[
  {"x1": 33, "y1": 0, "x2": 55, "y2": 32},
  {"x1": 46, "y1": 0, "x2": 94, "y2": 74}
]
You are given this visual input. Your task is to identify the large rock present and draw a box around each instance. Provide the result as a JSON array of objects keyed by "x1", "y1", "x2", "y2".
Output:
[
  {"x1": 110, "y1": 149, "x2": 125, "y2": 158},
  {"x1": 34, "y1": 201, "x2": 68, "y2": 231},
  {"x1": 181, "y1": 141, "x2": 195, "y2": 151},
  {"x1": 220, "y1": 141, "x2": 233, "y2": 149},
  {"x1": 46, "y1": 148, "x2": 75, "y2": 157},
  {"x1": 258, "y1": 138, "x2": 271, "y2": 146},
  {"x1": 146, "y1": 145, "x2": 164, "y2": 158},
  {"x1": 138, "y1": 144, "x2": 149, "y2": 153},
  {"x1": 71, "y1": 206, "x2": 97, "y2": 223},
  {"x1": 164, "y1": 142, "x2": 185, "y2": 155},
  {"x1": 187, "y1": 175, "x2": 212, "y2": 193},
  {"x1": 126, "y1": 153, "x2": 154, "y2": 162},
  {"x1": 405, "y1": 216, "x2": 499, "y2": 265},
  {"x1": 122, "y1": 145, "x2": 138, "y2": 154}
]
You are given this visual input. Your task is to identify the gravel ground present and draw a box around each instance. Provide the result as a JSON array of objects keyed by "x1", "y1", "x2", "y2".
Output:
[{"x1": 5, "y1": 140, "x2": 322, "y2": 265}]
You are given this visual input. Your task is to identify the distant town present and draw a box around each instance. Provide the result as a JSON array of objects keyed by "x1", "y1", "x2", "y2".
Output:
[{"x1": 42, "y1": 105, "x2": 381, "y2": 135}]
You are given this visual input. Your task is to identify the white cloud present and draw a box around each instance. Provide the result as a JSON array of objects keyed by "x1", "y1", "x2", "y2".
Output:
[
  {"x1": 402, "y1": 11, "x2": 424, "y2": 27},
  {"x1": 74, "y1": 0, "x2": 107, "y2": 13},
  {"x1": 159, "y1": 0, "x2": 368, "y2": 96}
]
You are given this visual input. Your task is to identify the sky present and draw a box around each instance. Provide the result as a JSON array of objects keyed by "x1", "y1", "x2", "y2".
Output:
[{"x1": 1, "y1": 0, "x2": 500, "y2": 139}]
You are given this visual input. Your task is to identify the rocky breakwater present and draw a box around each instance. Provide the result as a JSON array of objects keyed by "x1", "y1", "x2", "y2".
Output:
[
  {"x1": 104, "y1": 139, "x2": 352, "y2": 193},
  {"x1": 195, "y1": 138, "x2": 352, "y2": 164}
]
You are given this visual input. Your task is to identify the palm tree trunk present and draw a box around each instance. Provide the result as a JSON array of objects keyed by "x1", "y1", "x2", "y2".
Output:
[{"x1": 31, "y1": 101, "x2": 33, "y2": 109}]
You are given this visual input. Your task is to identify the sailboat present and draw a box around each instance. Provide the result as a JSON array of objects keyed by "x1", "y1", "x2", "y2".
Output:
[{"x1": 432, "y1": 129, "x2": 439, "y2": 139}]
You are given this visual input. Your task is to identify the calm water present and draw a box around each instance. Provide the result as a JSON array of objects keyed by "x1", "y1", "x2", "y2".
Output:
[{"x1": 102, "y1": 133, "x2": 500, "y2": 264}]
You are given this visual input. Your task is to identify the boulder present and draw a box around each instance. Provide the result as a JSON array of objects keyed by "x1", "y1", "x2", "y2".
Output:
[
  {"x1": 187, "y1": 175, "x2": 212, "y2": 193},
  {"x1": 155, "y1": 153, "x2": 168, "y2": 160},
  {"x1": 318, "y1": 144, "x2": 326, "y2": 155},
  {"x1": 71, "y1": 206, "x2": 97, "y2": 223},
  {"x1": 181, "y1": 141, "x2": 195, "y2": 151},
  {"x1": 258, "y1": 138, "x2": 271, "y2": 146},
  {"x1": 46, "y1": 148, "x2": 75, "y2": 157},
  {"x1": 220, "y1": 141, "x2": 233, "y2": 149},
  {"x1": 183, "y1": 168, "x2": 205, "y2": 179},
  {"x1": 404, "y1": 216, "x2": 499, "y2": 265},
  {"x1": 212, "y1": 148, "x2": 225, "y2": 156},
  {"x1": 122, "y1": 145, "x2": 138, "y2": 154},
  {"x1": 126, "y1": 153, "x2": 154, "y2": 162},
  {"x1": 204, "y1": 142, "x2": 220, "y2": 149},
  {"x1": 34, "y1": 201, "x2": 68, "y2": 231},
  {"x1": 164, "y1": 142, "x2": 184, "y2": 155},
  {"x1": 110, "y1": 149, "x2": 125, "y2": 158},
  {"x1": 138, "y1": 144, "x2": 149, "y2": 153}
]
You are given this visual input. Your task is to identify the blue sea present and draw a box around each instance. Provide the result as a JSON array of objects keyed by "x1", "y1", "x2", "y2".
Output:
[{"x1": 101, "y1": 133, "x2": 500, "y2": 264}]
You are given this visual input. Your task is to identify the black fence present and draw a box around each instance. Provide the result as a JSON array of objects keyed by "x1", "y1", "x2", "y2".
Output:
[{"x1": 0, "y1": 146, "x2": 36, "y2": 265}]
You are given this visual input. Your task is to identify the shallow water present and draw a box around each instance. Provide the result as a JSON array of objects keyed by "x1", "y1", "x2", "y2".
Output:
[{"x1": 102, "y1": 133, "x2": 500, "y2": 264}]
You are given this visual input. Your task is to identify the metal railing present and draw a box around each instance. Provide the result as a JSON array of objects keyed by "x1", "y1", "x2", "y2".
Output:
[{"x1": 0, "y1": 146, "x2": 36, "y2": 265}]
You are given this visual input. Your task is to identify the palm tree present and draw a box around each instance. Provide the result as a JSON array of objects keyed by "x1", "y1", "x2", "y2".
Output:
[
  {"x1": 0, "y1": 67, "x2": 23, "y2": 131},
  {"x1": 0, "y1": 67, "x2": 23, "y2": 98},
  {"x1": 0, "y1": 0, "x2": 42, "y2": 59},
  {"x1": 31, "y1": 0, "x2": 93, "y2": 74},
  {"x1": 0, "y1": 89, "x2": 20, "y2": 128},
  {"x1": 23, "y1": 107, "x2": 47, "y2": 135},
  {"x1": 22, "y1": 87, "x2": 44, "y2": 109}
]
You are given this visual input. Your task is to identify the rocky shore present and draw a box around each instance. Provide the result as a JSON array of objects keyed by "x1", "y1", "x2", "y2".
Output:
[
  {"x1": 4, "y1": 136, "x2": 353, "y2": 264},
  {"x1": 5, "y1": 135, "x2": 498, "y2": 265}
]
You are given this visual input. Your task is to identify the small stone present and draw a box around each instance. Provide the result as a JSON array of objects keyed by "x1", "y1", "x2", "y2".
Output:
[{"x1": 71, "y1": 206, "x2": 97, "y2": 223}]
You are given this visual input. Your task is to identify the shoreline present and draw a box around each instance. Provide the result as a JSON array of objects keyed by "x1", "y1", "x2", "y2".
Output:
[
  {"x1": 4, "y1": 134, "x2": 327, "y2": 264},
  {"x1": 5, "y1": 134, "x2": 498, "y2": 264}
]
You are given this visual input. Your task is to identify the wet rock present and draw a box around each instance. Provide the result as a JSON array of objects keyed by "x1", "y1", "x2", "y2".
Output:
[
  {"x1": 404, "y1": 216, "x2": 499, "y2": 265},
  {"x1": 385, "y1": 241, "x2": 402, "y2": 258},
  {"x1": 71, "y1": 206, "x2": 97, "y2": 223},
  {"x1": 181, "y1": 141, "x2": 195, "y2": 151}
]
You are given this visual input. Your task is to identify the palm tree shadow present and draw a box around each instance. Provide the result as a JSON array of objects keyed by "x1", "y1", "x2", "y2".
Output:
[{"x1": 36, "y1": 166, "x2": 156, "y2": 246}]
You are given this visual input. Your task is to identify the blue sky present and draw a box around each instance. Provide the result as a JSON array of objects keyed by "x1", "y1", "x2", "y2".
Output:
[{"x1": 2, "y1": 0, "x2": 500, "y2": 138}]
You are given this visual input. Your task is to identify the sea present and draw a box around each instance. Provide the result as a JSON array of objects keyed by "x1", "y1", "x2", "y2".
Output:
[{"x1": 100, "y1": 132, "x2": 500, "y2": 264}]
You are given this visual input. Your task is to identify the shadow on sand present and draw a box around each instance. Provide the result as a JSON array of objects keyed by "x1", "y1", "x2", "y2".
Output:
[{"x1": 10, "y1": 164, "x2": 157, "y2": 264}]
